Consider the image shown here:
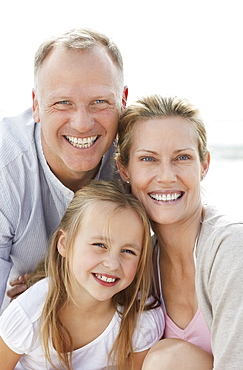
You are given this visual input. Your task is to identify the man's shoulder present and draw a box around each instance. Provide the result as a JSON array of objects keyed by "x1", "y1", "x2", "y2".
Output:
[{"x1": 0, "y1": 108, "x2": 36, "y2": 167}]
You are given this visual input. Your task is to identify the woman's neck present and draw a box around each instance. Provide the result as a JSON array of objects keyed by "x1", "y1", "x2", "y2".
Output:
[{"x1": 152, "y1": 206, "x2": 203, "y2": 264}]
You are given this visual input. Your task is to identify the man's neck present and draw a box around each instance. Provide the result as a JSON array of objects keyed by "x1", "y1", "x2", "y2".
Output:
[{"x1": 54, "y1": 164, "x2": 100, "y2": 193}]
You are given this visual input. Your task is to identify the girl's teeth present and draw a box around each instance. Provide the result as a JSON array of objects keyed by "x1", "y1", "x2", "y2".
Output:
[{"x1": 95, "y1": 274, "x2": 116, "y2": 283}]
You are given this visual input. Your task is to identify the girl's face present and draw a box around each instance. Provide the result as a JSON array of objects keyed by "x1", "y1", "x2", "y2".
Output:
[
  {"x1": 119, "y1": 117, "x2": 209, "y2": 226},
  {"x1": 58, "y1": 201, "x2": 144, "y2": 303}
]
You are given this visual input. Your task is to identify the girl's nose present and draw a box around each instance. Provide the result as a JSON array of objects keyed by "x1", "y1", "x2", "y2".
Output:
[{"x1": 102, "y1": 253, "x2": 120, "y2": 271}]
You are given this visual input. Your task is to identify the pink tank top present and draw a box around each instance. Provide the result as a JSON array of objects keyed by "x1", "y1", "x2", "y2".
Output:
[
  {"x1": 156, "y1": 248, "x2": 212, "y2": 354},
  {"x1": 164, "y1": 308, "x2": 212, "y2": 353}
]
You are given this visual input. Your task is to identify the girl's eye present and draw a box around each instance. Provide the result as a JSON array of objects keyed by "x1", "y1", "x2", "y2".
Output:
[
  {"x1": 122, "y1": 249, "x2": 136, "y2": 255},
  {"x1": 93, "y1": 243, "x2": 106, "y2": 248}
]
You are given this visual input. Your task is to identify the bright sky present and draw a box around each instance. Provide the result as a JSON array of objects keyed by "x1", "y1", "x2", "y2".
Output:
[
  {"x1": 1, "y1": 0, "x2": 243, "y2": 217},
  {"x1": 1, "y1": 0, "x2": 242, "y2": 128}
]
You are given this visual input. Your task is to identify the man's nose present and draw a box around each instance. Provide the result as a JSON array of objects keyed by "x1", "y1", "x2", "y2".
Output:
[{"x1": 70, "y1": 106, "x2": 94, "y2": 132}]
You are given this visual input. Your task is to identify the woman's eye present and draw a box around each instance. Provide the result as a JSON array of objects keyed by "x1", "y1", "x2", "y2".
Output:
[{"x1": 141, "y1": 156, "x2": 154, "y2": 162}]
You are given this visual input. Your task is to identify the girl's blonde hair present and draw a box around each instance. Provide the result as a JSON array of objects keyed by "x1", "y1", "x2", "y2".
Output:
[
  {"x1": 39, "y1": 180, "x2": 156, "y2": 370},
  {"x1": 117, "y1": 94, "x2": 208, "y2": 166}
]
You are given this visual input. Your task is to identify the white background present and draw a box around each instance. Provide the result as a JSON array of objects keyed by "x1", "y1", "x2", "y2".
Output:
[{"x1": 1, "y1": 0, "x2": 243, "y2": 218}]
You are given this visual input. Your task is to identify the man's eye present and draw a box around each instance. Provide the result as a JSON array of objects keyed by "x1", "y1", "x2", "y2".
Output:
[
  {"x1": 177, "y1": 155, "x2": 190, "y2": 160},
  {"x1": 94, "y1": 100, "x2": 105, "y2": 104},
  {"x1": 56, "y1": 101, "x2": 69, "y2": 105},
  {"x1": 91, "y1": 100, "x2": 110, "y2": 110}
]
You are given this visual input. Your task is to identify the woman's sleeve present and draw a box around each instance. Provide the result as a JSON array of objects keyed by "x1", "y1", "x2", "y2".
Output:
[
  {"x1": 207, "y1": 223, "x2": 243, "y2": 368},
  {"x1": 133, "y1": 305, "x2": 164, "y2": 352}
]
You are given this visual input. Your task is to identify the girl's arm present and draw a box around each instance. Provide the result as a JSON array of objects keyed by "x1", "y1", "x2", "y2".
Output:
[
  {"x1": 0, "y1": 337, "x2": 22, "y2": 370},
  {"x1": 133, "y1": 350, "x2": 150, "y2": 369}
]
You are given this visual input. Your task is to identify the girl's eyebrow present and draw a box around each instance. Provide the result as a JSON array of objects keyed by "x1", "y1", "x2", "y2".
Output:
[
  {"x1": 91, "y1": 235, "x2": 142, "y2": 251},
  {"x1": 136, "y1": 148, "x2": 196, "y2": 154}
]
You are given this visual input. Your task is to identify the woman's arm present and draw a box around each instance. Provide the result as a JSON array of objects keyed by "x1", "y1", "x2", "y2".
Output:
[
  {"x1": 0, "y1": 337, "x2": 22, "y2": 369},
  {"x1": 198, "y1": 222, "x2": 243, "y2": 368}
]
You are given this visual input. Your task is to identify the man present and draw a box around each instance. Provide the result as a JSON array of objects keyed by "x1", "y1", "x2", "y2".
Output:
[{"x1": 0, "y1": 28, "x2": 128, "y2": 310}]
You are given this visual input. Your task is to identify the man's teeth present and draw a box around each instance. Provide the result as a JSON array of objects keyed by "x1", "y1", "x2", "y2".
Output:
[
  {"x1": 150, "y1": 193, "x2": 181, "y2": 202},
  {"x1": 65, "y1": 135, "x2": 98, "y2": 148},
  {"x1": 95, "y1": 274, "x2": 116, "y2": 283}
]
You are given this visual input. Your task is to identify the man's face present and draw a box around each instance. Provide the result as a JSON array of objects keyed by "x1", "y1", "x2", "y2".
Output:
[{"x1": 33, "y1": 46, "x2": 127, "y2": 185}]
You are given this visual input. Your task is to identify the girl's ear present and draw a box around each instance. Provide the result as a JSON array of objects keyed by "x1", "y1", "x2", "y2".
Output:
[
  {"x1": 116, "y1": 158, "x2": 130, "y2": 182},
  {"x1": 57, "y1": 230, "x2": 67, "y2": 257}
]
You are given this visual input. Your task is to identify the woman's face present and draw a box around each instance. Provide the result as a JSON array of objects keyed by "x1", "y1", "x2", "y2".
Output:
[{"x1": 119, "y1": 116, "x2": 209, "y2": 226}]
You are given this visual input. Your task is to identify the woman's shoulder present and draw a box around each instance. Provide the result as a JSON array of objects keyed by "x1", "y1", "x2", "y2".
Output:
[
  {"x1": 198, "y1": 205, "x2": 243, "y2": 257},
  {"x1": 203, "y1": 204, "x2": 243, "y2": 234}
]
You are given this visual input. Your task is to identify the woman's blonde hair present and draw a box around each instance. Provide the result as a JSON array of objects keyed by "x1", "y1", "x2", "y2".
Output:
[
  {"x1": 117, "y1": 94, "x2": 208, "y2": 166},
  {"x1": 39, "y1": 180, "x2": 156, "y2": 370}
]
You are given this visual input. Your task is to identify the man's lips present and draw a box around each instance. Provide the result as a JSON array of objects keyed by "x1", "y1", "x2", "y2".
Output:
[{"x1": 65, "y1": 135, "x2": 99, "y2": 148}]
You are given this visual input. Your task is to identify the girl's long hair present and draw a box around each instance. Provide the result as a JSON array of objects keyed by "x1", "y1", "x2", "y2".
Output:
[{"x1": 38, "y1": 180, "x2": 158, "y2": 370}]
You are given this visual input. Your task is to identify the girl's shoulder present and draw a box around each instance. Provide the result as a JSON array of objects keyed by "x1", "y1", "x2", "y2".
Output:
[
  {"x1": 0, "y1": 278, "x2": 48, "y2": 355},
  {"x1": 3, "y1": 278, "x2": 48, "y2": 325},
  {"x1": 132, "y1": 304, "x2": 164, "y2": 352}
]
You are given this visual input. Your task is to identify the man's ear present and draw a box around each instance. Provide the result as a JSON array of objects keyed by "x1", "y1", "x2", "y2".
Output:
[
  {"x1": 116, "y1": 158, "x2": 130, "y2": 182},
  {"x1": 122, "y1": 86, "x2": 128, "y2": 109},
  {"x1": 57, "y1": 230, "x2": 67, "y2": 257},
  {"x1": 32, "y1": 89, "x2": 40, "y2": 123}
]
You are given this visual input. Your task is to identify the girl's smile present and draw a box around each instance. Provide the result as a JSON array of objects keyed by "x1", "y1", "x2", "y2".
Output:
[{"x1": 58, "y1": 200, "x2": 144, "y2": 303}]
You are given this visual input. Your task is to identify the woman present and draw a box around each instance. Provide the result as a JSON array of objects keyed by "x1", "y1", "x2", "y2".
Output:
[{"x1": 116, "y1": 95, "x2": 243, "y2": 369}]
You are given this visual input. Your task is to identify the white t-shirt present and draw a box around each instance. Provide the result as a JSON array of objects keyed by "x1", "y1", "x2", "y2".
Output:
[{"x1": 0, "y1": 279, "x2": 164, "y2": 369}]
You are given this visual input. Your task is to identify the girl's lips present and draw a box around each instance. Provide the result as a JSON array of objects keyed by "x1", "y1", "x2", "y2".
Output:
[{"x1": 92, "y1": 273, "x2": 120, "y2": 287}]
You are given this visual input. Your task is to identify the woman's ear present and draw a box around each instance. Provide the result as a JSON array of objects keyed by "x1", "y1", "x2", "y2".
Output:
[
  {"x1": 116, "y1": 158, "x2": 130, "y2": 182},
  {"x1": 57, "y1": 229, "x2": 67, "y2": 257},
  {"x1": 201, "y1": 151, "x2": 211, "y2": 180}
]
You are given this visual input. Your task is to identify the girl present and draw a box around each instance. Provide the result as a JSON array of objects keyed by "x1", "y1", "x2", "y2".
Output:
[
  {"x1": 116, "y1": 95, "x2": 243, "y2": 369},
  {"x1": 0, "y1": 180, "x2": 164, "y2": 370}
]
